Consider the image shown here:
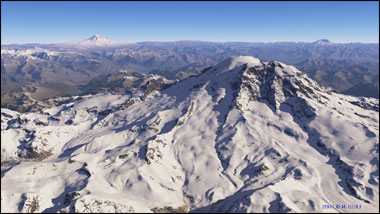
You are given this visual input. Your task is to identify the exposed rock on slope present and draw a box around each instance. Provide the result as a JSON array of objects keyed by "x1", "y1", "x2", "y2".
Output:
[{"x1": 1, "y1": 56, "x2": 378, "y2": 213}]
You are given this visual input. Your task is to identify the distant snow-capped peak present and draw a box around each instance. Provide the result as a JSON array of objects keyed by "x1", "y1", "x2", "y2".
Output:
[
  {"x1": 313, "y1": 39, "x2": 333, "y2": 45},
  {"x1": 67, "y1": 35, "x2": 123, "y2": 47},
  {"x1": 86, "y1": 34, "x2": 110, "y2": 42}
]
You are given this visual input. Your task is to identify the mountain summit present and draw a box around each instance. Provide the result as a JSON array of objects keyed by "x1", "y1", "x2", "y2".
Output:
[
  {"x1": 85, "y1": 34, "x2": 111, "y2": 42},
  {"x1": 65, "y1": 34, "x2": 122, "y2": 48},
  {"x1": 88, "y1": 34, "x2": 107, "y2": 40},
  {"x1": 78, "y1": 34, "x2": 121, "y2": 46},
  {"x1": 313, "y1": 39, "x2": 333, "y2": 45},
  {"x1": 1, "y1": 56, "x2": 378, "y2": 212}
]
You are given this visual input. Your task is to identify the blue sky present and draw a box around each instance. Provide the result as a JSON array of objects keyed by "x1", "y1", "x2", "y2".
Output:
[{"x1": 1, "y1": 1, "x2": 379, "y2": 44}]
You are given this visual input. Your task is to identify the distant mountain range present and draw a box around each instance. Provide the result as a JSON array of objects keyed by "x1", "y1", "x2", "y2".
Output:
[
  {"x1": 1, "y1": 35, "x2": 379, "y2": 112},
  {"x1": 295, "y1": 59, "x2": 379, "y2": 92},
  {"x1": 342, "y1": 83, "x2": 379, "y2": 98}
]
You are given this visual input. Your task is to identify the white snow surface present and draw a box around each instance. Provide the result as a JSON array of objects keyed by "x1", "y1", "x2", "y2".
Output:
[
  {"x1": 1, "y1": 47, "x2": 61, "y2": 59},
  {"x1": 1, "y1": 56, "x2": 379, "y2": 213}
]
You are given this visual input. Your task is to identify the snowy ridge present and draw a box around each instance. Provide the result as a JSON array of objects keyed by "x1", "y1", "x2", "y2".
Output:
[
  {"x1": 1, "y1": 47, "x2": 61, "y2": 60},
  {"x1": 1, "y1": 56, "x2": 379, "y2": 213}
]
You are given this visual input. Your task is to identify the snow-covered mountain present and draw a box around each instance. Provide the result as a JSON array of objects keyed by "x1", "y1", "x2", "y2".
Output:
[
  {"x1": 1, "y1": 56, "x2": 379, "y2": 212},
  {"x1": 312, "y1": 39, "x2": 333, "y2": 45},
  {"x1": 64, "y1": 34, "x2": 123, "y2": 48}
]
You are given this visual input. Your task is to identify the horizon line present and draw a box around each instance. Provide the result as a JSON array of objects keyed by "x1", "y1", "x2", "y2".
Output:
[{"x1": 2, "y1": 39, "x2": 379, "y2": 45}]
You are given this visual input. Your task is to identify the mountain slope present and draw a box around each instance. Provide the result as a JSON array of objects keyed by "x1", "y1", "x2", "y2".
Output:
[
  {"x1": 342, "y1": 83, "x2": 379, "y2": 98},
  {"x1": 1, "y1": 56, "x2": 379, "y2": 213},
  {"x1": 295, "y1": 59, "x2": 379, "y2": 94}
]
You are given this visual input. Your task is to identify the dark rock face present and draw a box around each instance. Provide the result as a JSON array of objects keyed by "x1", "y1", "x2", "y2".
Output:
[
  {"x1": 240, "y1": 62, "x2": 326, "y2": 112},
  {"x1": 350, "y1": 100, "x2": 379, "y2": 112}
]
